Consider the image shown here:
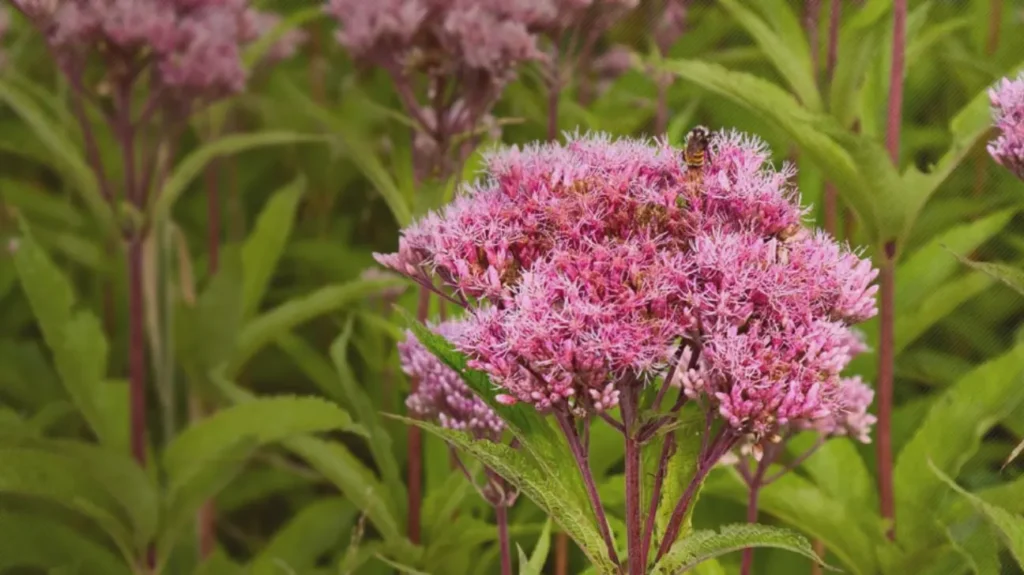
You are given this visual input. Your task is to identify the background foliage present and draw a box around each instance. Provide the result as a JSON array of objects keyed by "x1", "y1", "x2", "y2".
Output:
[{"x1": 1, "y1": 0, "x2": 1024, "y2": 573}]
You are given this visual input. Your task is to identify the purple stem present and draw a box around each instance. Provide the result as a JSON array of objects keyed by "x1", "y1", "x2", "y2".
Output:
[
  {"x1": 641, "y1": 432, "x2": 676, "y2": 568},
  {"x1": 555, "y1": 410, "x2": 621, "y2": 567},
  {"x1": 622, "y1": 387, "x2": 644, "y2": 575},
  {"x1": 497, "y1": 503, "x2": 512, "y2": 575},
  {"x1": 739, "y1": 454, "x2": 771, "y2": 575},
  {"x1": 879, "y1": 0, "x2": 906, "y2": 539}
]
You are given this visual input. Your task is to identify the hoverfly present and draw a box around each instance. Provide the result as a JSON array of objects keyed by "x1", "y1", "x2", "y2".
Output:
[{"x1": 683, "y1": 125, "x2": 711, "y2": 186}]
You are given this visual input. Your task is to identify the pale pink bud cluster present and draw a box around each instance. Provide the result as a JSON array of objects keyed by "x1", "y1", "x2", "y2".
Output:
[
  {"x1": 988, "y1": 72, "x2": 1024, "y2": 181},
  {"x1": 797, "y1": 376, "x2": 876, "y2": 443},
  {"x1": 378, "y1": 130, "x2": 878, "y2": 442},
  {"x1": 400, "y1": 321, "x2": 505, "y2": 441},
  {"x1": 17, "y1": 0, "x2": 302, "y2": 103},
  {"x1": 326, "y1": 0, "x2": 546, "y2": 84}
]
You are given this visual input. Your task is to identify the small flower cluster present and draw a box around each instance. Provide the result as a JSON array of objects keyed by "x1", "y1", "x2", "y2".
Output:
[
  {"x1": 378, "y1": 130, "x2": 878, "y2": 444},
  {"x1": 400, "y1": 320, "x2": 505, "y2": 441},
  {"x1": 14, "y1": 0, "x2": 303, "y2": 103},
  {"x1": 326, "y1": 0, "x2": 547, "y2": 85},
  {"x1": 989, "y1": 72, "x2": 1024, "y2": 181}
]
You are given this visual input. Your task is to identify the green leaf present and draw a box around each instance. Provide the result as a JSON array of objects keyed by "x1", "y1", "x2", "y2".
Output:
[
  {"x1": 519, "y1": 519, "x2": 553, "y2": 575},
  {"x1": 829, "y1": 3, "x2": 889, "y2": 127},
  {"x1": 241, "y1": 176, "x2": 306, "y2": 318},
  {"x1": 163, "y1": 396, "x2": 365, "y2": 481},
  {"x1": 0, "y1": 445, "x2": 136, "y2": 562},
  {"x1": 716, "y1": 0, "x2": 821, "y2": 111},
  {"x1": 651, "y1": 524, "x2": 833, "y2": 574},
  {"x1": 701, "y1": 471, "x2": 880, "y2": 575},
  {"x1": 0, "y1": 511, "x2": 129, "y2": 575},
  {"x1": 651, "y1": 409, "x2": 704, "y2": 545},
  {"x1": 950, "y1": 256, "x2": 1024, "y2": 298},
  {"x1": 931, "y1": 461, "x2": 1024, "y2": 570},
  {"x1": 394, "y1": 417, "x2": 618, "y2": 574},
  {"x1": 210, "y1": 373, "x2": 414, "y2": 560},
  {"x1": 157, "y1": 437, "x2": 258, "y2": 563},
  {"x1": 894, "y1": 342, "x2": 1024, "y2": 549},
  {"x1": 329, "y1": 320, "x2": 405, "y2": 514},
  {"x1": 895, "y1": 271, "x2": 995, "y2": 355},
  {"x1": 896, "y1": 209, "x2": 1015, "y2": 308},
  {"x1": 946, "y1": 515, "x2": 1001, "y2": 575},
  {"x1": 286, "y1": 436, "x2": 416, "y2": 561},
  {"x1": 270, "y1": 77, "x2": 412, "y2": 226},
  {"x1": 176, "y1": 248, "x2": 245, "y2": 378},
  {"x1": 11, "y1": 226, "x2": 116, "y2": 448},
  {"x1": 152, "y1": 131, "x2": 325, "y2": 225},
  {"x1": 0, "y1": 79, "x2": 112, "y2": 232},
  {"x1": 249, "y1": 498, "x2": 357, "y2": 575},
  {"x1": 227, "y1": 277, "x2": 406, "y2": 376},
  {"x1": 242, "y1": 7, "x2": 325, "y2": 69}
]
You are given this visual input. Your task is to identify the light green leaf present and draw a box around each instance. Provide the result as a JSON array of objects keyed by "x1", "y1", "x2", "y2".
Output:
[
  {"x1": 0, "y1": 445, "x2": 136, "y2": 562},
  {"x1": 519, "y1": 519, "x2": 553, "y2": 575},
  {"x1": 0, "y1": 511, "x2": 129, "y2": 575},
  {"x1": 241, "y1": 177, "x2": 306, "y2": 318},
  {"x1": 11, "y1": 226, "x2": 115, "y2": 448},
  {"x1": 152, "y1": 131, "x2": 325, "y2": 225},
  {"x1": 896, "y1": 209, "x2": 1015, "y2": 308},
  {"x1": 829, "y1": 4, "x2": 889, "y2": 127},
  {"x1": 895, "y1": 272, "x2": 994, "y2": 355},
  {"x1": 895, "y1": 342, "x2": 1024, "y2": 549},
  {"x1": 157, "y1": 437, "x2": 258, "y2": 563},
  {"x1": 394, "y1": 417, "x2": 618, "y2": 574},
  {"x1": 329, "y1": 320, "x2": 405, "y2": 514},
  {"x1": 702, "y1": 471, "x2": 880, "y2": 575},
  {"x1": 651, "y1": 409, "x2": 704, "y2": 546},
  {"x1": 210, "y1": 373, "x2": 414, "y2": 560},
  {"x1": 163, "y1": 396, "x2": 365, "y2": 481},
  {"x1": 950, "y1": 255, "x2": 1024, "y2": 298},
  {"x1": 716, "y1": 0, "x2": 821, "y2": 111},
  {"x1": 0, "y1": 79, "x2": 112, "y2": 232},
  {"x1": 227, "y1": 276, "x2": 406, "y2": 376},
  {"x1": 176, "y1": 248, "x2": 245, "y2": 377},
  {"x1": 249, "y1": 498, "x2": 357, "y2": 575},
  {"x1": 946, "y1": 515, "x2": 1001, "y2": 575},
  {"x1": 651, "y1": 524, "x2": 832, "y2": 574},
  {"x1": 931, "y1": 461, "x2": 1024, "y2": 570}
]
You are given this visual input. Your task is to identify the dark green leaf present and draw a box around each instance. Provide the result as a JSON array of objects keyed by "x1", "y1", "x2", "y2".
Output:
[
  {"x1": 895, "y1": 342, "x2": 1024, "y2": 549},
  {"x1": 932, "y1": 461, "x2": 1024, "y2": 570},
  {"x1": 0, "y1": 511, "x2": 129, "y2": 575}
]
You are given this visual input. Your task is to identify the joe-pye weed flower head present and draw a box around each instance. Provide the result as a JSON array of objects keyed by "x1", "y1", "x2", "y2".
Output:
[
  {"x1": 988, "y1": 71, "x2": 1024, "y2": 181},
  {"x1": 12, "y1": 0, "x2": 304, "y2": 105},
  {"x1": 378, "y1": 129, "x2": 879, "y2": 446}
]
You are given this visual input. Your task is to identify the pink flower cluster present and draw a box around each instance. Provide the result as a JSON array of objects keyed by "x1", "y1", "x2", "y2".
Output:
[
  {"x1": 15, "y1": 0, "x2": 303, "y2": 101},
  {"x1": 377, "y1": 130, "x2": 878, "y2": 443},
  {"x1": 400, "y1": 321, "x2": 505, "y2": 441},
  {"x1": 326, "y1": 0, "x2": 547, "y2": 83},
  {"x1": 988, "y1": 72, "x2": 1024, "y2": 181}
]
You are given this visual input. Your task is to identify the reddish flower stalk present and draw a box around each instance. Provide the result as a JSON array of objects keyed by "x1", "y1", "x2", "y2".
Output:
[
  {"x1": 555, "y1": 410, "x2": 621, "y2": 566},
  {"x1": 822, "y1": 0, "x2": 841, "y2": 237},
  {"x1": 621, "y1": 385, "x2": 644, "y2": 574},
  {"x1": 878, "y1": 0, "x2": 906, "y2": 537},
  {"x1": 496, "y1": 503, "x2": 512, "y2": 575},
  {"x1": 739, "y1": 446, "x2": 773, "y2": 575}
]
